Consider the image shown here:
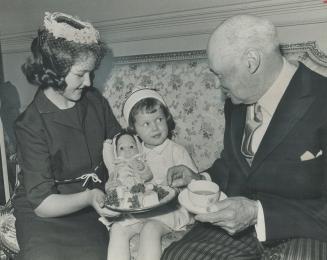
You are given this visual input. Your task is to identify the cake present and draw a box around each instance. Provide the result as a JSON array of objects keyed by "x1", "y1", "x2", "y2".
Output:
[
  {"x1": 105, "y1": 183, "x2": 169, "y2": 209},
  {"x1": 142, "y1": 191, "x2": 159, "y2": 207}
]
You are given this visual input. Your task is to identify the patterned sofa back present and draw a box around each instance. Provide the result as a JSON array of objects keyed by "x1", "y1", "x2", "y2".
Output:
[{"x1": 102, "y1": 42, "x2": 327, "y2": 172}]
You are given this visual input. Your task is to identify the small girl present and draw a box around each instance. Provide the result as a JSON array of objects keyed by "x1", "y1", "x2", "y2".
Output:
[{"x1": 107, "y1": 87, "x2": 198, "y2": 260}]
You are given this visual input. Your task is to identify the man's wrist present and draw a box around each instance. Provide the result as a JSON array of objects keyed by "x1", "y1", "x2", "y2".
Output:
[
  {"x1": 252, "y1": 200, "x2": 259, "y2": 225},
  {"x1": 255, "y1": 200, "x2": 266, "y2": 241}
]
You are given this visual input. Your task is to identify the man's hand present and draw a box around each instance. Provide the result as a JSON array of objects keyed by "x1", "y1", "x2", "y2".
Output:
[
  {"x1": 195, "y1": 196, "x2": 258, "y2": 235},
  {"x1": 167, "y1": 165, "x2": 201, "y2": 187}
]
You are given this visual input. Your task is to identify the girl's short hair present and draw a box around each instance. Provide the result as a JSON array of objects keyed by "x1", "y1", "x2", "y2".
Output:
[
  {"x1": 127, "y1": 98, "x2": 176, "y2": 139},
  {"x1": 22, "y1": 14, "x2": 107, "y2": 91}
]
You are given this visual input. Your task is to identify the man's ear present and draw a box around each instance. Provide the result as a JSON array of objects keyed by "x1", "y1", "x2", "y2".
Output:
[{"x1": 244, "y1": 48, "x2": 260, "y2": 74}]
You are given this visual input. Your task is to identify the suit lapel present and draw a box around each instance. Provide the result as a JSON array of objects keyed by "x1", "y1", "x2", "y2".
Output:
[{"x1": 251, "y1": 64, "x2": 315, "y2": 172}]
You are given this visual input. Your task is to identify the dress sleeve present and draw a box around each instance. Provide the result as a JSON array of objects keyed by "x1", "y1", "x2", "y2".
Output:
[
  {"x1": 172, "y1": 143, "x2": 198, "y2": 174},
  {"x1": 15, "y1": 110, "x2": 58, "y2": 209}
]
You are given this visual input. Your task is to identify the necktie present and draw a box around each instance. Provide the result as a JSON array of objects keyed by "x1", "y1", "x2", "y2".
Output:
[{"x1": 241, "y1": 103, "x2": 263, "y2": 159}]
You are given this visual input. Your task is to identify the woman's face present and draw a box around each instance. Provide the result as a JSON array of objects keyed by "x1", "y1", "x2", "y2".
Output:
[
  {"x1": 134, "y1": 105, "x2": 169, "y2": 149},
  {"x1": 62, "y1": 54, "x2": 96, "y2": 102}
]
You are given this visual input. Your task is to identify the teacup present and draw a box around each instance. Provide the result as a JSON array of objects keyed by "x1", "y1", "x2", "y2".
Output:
[{"x1": 187, "y1": 180, "x2": 220, "y2": 208}]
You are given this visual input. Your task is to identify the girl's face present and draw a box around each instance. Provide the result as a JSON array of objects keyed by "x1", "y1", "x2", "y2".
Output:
[
  {"x1": 134, "y1": 105, "x2": 169, "y2": 149},
  {"x1": 62, "y1": 54, "x2": 96, "y2": 102},
  {"x1": 116, "y1": 134, "x2": 139, "y2": 159}
]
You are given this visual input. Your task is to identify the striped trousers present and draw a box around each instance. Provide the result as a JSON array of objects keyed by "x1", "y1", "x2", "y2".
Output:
[
  {"x1": 161, "y1": 223, "x2": 327, "y2": 260},
  {"x1": 262, "y1": 238, "x2": 327, "y2": 260}
]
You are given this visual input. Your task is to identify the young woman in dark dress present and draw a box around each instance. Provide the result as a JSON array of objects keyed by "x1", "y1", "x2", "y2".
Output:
[{"x1": 13, "y1": 12, "x2": 121, "y2": 260}]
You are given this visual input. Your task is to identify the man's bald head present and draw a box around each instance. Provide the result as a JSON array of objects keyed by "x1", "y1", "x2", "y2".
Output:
[
  {"x1": 208, "y1": 15, "x2": 280, "y2": 61},
  {"x1": 207, "y1": 15, "x2": 283, "y2": 104}
]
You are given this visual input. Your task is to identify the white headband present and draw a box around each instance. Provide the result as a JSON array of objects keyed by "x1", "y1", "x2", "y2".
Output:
[{"x1": 123, "y1": 87, "x2": 167, "y2": 123}]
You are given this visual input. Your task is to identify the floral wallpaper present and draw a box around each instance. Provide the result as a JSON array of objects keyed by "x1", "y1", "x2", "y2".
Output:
[
  {"x1": 102, "y1": 46, "x2": 327, "y2": 172},
  {"x1": 103, "y1": 59, "x2": 225, "y2": 172}
]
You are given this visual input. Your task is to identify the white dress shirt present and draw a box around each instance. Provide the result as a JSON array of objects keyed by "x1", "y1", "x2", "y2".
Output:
[{"x1": 251, "y1": 58, "x2": 298, "y2": 241}]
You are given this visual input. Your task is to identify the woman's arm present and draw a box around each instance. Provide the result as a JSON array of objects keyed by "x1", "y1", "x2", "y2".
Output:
[{"x1": 35, "y1": 188, "x2": 119, "y2": 218}]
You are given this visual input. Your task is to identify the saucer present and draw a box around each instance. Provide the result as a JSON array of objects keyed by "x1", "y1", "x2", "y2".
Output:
[{"x1": 178, "y1": 189, "x2": 227, "y2": 215}]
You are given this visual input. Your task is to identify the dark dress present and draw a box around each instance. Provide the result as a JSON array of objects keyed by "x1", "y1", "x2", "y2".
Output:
[{"x1": 13, "y1": 88, "x2": 121, "y2": 260}]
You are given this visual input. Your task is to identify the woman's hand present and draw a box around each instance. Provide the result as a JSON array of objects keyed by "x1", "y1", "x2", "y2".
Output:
[{"x1": 87, "y1": 188, "x2": 120, "y2": 218}]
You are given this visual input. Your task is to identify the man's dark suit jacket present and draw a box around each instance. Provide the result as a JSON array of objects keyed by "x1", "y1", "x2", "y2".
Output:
[{"x1": 208, "y1": 63, "x2": 327, "y2": 242}]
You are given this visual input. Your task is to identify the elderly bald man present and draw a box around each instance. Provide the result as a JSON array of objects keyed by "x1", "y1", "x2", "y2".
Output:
[{"x1": 162, "y1": 15, "x2": 327, "y2": 260}]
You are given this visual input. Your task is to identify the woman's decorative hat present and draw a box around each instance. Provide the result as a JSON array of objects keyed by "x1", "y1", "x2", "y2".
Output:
[
  {"x1": 43, "y1": 12, "x2": 100, "y2": 44},
  {"x1": 123, "y1": 86, "x2": 167, "y2": 123}
]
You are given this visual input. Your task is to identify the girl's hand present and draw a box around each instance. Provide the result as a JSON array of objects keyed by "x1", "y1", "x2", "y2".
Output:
[
  {"x1": 167, "y1": 165, "x2": 200, "y2": 187},
  {"x1": 87, "y1": 188, "x2": 120, "y2": 218}
]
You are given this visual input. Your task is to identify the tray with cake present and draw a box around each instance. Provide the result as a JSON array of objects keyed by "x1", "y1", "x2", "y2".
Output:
[{"x1": 104, "y1": 183, "x2": 177, "y2": 213}]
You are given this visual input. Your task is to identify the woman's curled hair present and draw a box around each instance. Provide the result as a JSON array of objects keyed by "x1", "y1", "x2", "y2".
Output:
[{"x1": 22, "y1": 27, "x2": 107, "y2": 91}]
